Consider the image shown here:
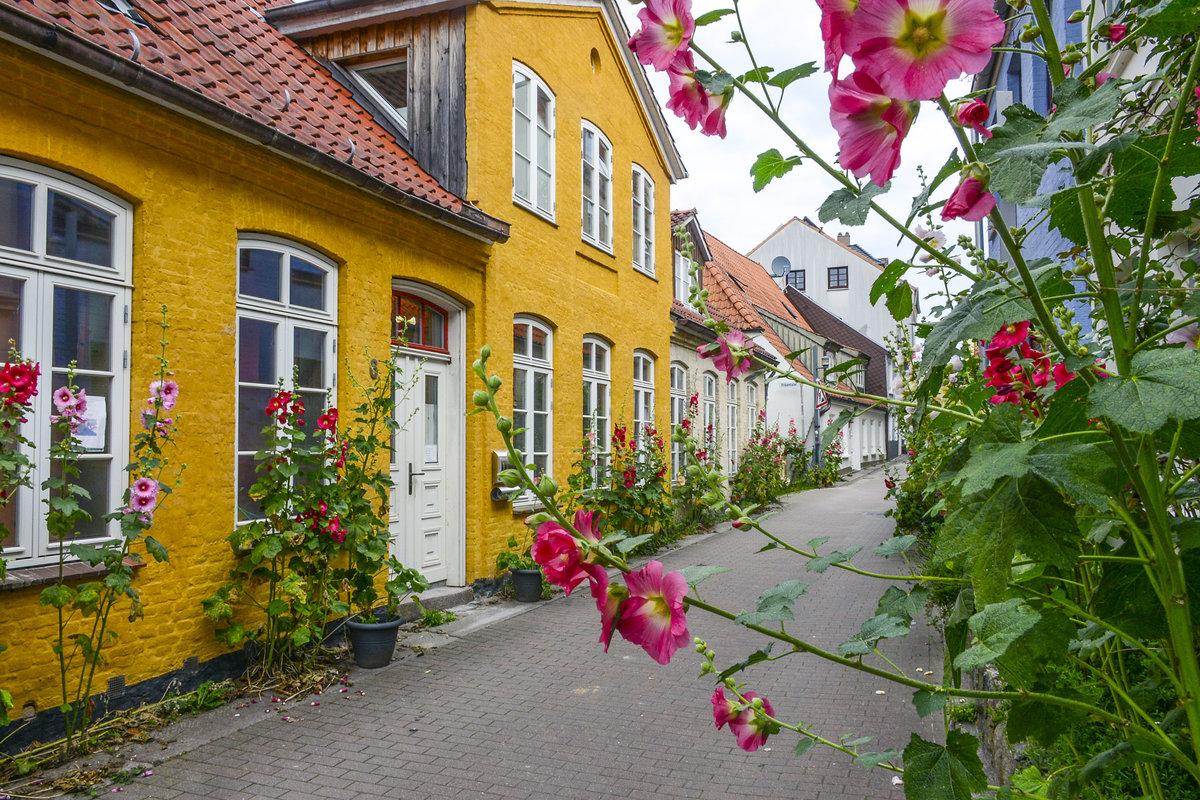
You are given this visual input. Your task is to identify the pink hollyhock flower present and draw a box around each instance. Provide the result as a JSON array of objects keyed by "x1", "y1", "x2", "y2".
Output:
[
  {"x1": 941, "y1": 175, "x2": 996, "y2": 221},
  {"x1": 129, "y1": 491, "x2": 158, "y2": 517},
  {"x1": 623, "y1": 467, "x2": 637, "y2": 488},
  {"x1": 1107, "y1": 23, "x2": 1126, "y2": 43},
  {"x1": 728, "y1": 692, "x2": 776, "y2": 752},
  {"x1": 712, "y1": 687, "x2": 740, "y2": 729},
  {"x1": 1167, "y1": 323, "x2": 1200, "y2": 350},
  {"x1": 317, "y1": 408, "x2": 338, "y2": 431},
  {"x1": 818, "y1": 0, "x2": 860, "y2": 76},
  {"x1": 616, "y1": 560, "x2": 690, "y2": 665},
  {"x1": 954, "y1": 98, "x2": 992, "y2": 138},
  {"x1": 701, "y1": 90, "x2": 731, "y2": 139},
  {"x1": 597, "y1": 582, "x2": 627, "y2": 652},
  {"x1": 913, "y1": 224, "x2": 946, "y2": 262},
  {"x1": 1095, "y1": 73, "x2": 1115, "y2": 87},
  {"x1": 533, "y1": 522, "x2": 589, "y2": 595},
  {"x1": 665, "y1": 51, "x2": 729, "y2": 138},
  {"x1": 1051, "y1": 362, "x2": 1075, "y2": 389},
  {"x1": 843, "y1": 0, "x2": 1005, "y2": 101},
  {"x1": 698, "y1": 330, "x2": 752, "y2": 384},
  {"x1": 991, "y1": 321, "x2": 1031, "y2": 349},
  {"x1": 627, "y1": 0, "x2": 695, "y2": 72},
  {"x1": 829, "y1": 71, "x2": 918, "y2": 186},
  {"x1": 150, "y1": 379, "x2": 180, "y2": 410},
  {"x1": 131, "y1": 477, "x2": 159, "y2": 502},
  {"x1": 53, "y1": 386, "x2": 79, "y2": 414}
]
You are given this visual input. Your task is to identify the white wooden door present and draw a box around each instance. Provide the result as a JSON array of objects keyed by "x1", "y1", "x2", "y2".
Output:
[{"x1": 390, "y1": 352, "x2": 455, "y2": 584}]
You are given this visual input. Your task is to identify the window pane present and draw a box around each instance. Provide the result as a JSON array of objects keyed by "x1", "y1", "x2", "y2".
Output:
[
  {"x1": 596, "y1": 384, "x2": 607, "y2": 419},
  {"x1": 594, "y1": 345, "x2": 606, "y2": 374},
  {"x1": 357, "y1": 60, "x2": 408, "y2": 122},
  {"x1": 513, "y1": 367, "x2": 527, "y2": 409},
  {"x1": 533, "y1": 411, "x2": 547, "y2": 452},
  {"x1": 533, "y1": 371, "x2": 547, "y2": 411},
  {"x1": 299, "y1": 391, "x2": 326, "y2": 428},
  {"x1": 0, "y1": 179, "x2": 33, "y2": 252},
  {"x1": 53, "y1": 373, "x2": 110, "y2": 453},
  {"x1": 424, "y1": 375, "x2": 438, "y2": 459},
  {"x1": 49, "y1": 458, "x2": 110, "y2": 541},
  {"x1": 536, "y1": 165, "x2": 552, "y2": 213},
  {"x1": 537, "y1": 89, "x2": 552, "y2": 133},
  {"x1": 240, "y1": 248, "x2": 282, "y2": 301},
  {"x1": 238, "y1": 318, "x2": 276, "y2": 384},
  {"x1": 0, "y1": 277, "x2": 21, "y2": 349},
  {"x1": 582, "y1": 342, "x2": 593, "y2": 372},
  {"x1": 514, "y1": 72, "x2": 530, "y2": 116},
  {"x1": 424, "y1": 306, "x2": 445, "y2": 350},
  {"x1": 583, "y1": 380, "x2": 593, "y2": 419},
  {"x1": 46, "y1": 190, "x2": 114, "y2": 268},
  {"x1": 52, "y1": 287, "x2": 111, "y2": 371},
  {"x1": 236, "y1": 453, "x2": 261, "y2": 521},
  {"x1": 293, "y1": 328, "x2": 326, "y2": 389},
  {"x1": 513, "y1": 323, "x2": 529, "y2": 358},
  {"x1": 398, "y1": 295, "x2": 421, "y2": 344},
  {"x1": 0, "y1": 490, "x2": 15, "y2": 549},
  {"x1": 290, "y1": 258, "x2": 325, "y2": 310},
  {"x1": 531, "y1": 325, "x2": 547, "y2": 361},
  {"x1": 238, "y1": 385, "x2": 275, "y2": 453},
  {"x1": 513, "y1": 411, "x2": 526, "y2": 453}
]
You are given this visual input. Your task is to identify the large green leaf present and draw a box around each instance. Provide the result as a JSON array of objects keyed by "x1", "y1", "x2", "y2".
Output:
[
  {"x1": 838, "y1": 613, "x2": 912, "y2": 656},
  {"x1": 1141, "y1": 0, "x2": 1200, "y2": 37},
  {"x1": 954, "y1": 599, "x2": 1041, "y2": 671},
  {"x1": 818, "y1": 182, "x2": 889, "y2": 227},
  {"x1": 767, "y1": 62, "x2": 819, "y2": 88},
  {"x1": 734, "y1": 579, "x2": 808, "y2": 625},
  {"x1": 1109, "y1": 135, "x2": 1200, "y2": 233},
  {"x1": 807, "y1": 545, "x2": 863, "y2": 574},
  {"x1": 956, "y1": 439, "x2": 1118, "y2": 511},
  {"x1": 871, "y1": 260, "x2": 911, "y2": 306},
  {"x1": 902, "y1": 731, "x2": 987, "y2": 800},
  {"x1": 1045, "y1": 79, "x2": 1121, "y2": 139},
  {"x1": 913, "y1": 689, "x2": 948, "y2": 718},
  {"x1": 1088, "y1": 348, "x2": 1200, "y2": 433},
  {"x1": 1007, "y1": 693, "x2": 1088, "y2": 747},
  {"x1": 750, "y1": 149, "x2": 802, "y2": 193},
  {"x1": 681, "y1": 565, "x2": 731, "y2": 587}
]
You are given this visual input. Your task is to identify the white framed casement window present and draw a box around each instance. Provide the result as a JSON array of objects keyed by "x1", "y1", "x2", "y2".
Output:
[
  {"x1": 513, "y1": 62, "x2": 555, "y2": 221},
  {"x1": 0, "y1": 158, "x2": 132, "y2": 567},
  {"x1": 632, "y1": 166, "x2": 655, "y2": 277},
  {"x1": 236, "y1": 236, "x2": 337, "y2": 522},
  {"x1": 673, "y1": 249, "x2": 693, "y2": 303},
  {"x1": 581, "y1": 122, "x2": 612, "y2": 251},
  {"x1": 727, "y1": 380, "x2": 739, "y2": 473},
  {"x1": 345, "y1": 52, "x2": 409, "y2": 135},
  {"x1": 632, "y1": 350, "x2": 655, "y2": 446},
  {"x1": 669, "y1": 362, "x2": 688, "y2": 479},
  {"x1": 702, "y1": 370, "x2": 718, "y2": 457},
  {"x1": 747, "y1": 382, "x2": 758, "y2": 435},
  {"x1": 581, "y1": 336, "x2": 610, "y2": 485},
  {"x1": 512, "y1": 316, "x2": 553, "y2": 507}
]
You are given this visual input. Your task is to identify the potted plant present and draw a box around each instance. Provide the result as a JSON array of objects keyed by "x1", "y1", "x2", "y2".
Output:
[
  {"x1": 345, "y1": 555, "x2": 429, "y2": 668},
  {"x1": 496, "y1": 531, "x2": 544, "y2": 603}
]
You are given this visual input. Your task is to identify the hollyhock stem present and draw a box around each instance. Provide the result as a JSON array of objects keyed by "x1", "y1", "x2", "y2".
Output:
[
  {"x1": 730, "y1": 0, "x2": 778, "y2": 117},
  {"x1": 689, "y1": 43, "x2": 975, "y2": 279},
  {"x1": 1077, "y1": 184, "x2": 1131, "y2": 370},
  {"x1": 1028, "y1": 0, "x2": 1065, "y2": 90}
]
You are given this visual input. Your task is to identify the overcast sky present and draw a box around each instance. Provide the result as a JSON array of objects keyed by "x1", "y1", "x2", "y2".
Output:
[{"x1": 617, "y1": 0, "x2": 978, "y2": 305}]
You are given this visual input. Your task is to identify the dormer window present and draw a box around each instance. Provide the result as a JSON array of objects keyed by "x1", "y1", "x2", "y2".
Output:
[{"x1": 347, "y1": 53, "x2": 410, "y2": 134}]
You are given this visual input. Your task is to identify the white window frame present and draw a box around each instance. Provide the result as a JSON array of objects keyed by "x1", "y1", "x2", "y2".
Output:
[
  {"x1": 581, "y1": 121, "x2": 612, "y2": 251},
  {"x1": 632, "y1": 165, "x2": 655, "y2": 276},
  {"x1": 346, "y1": 52, "x2": 409, "y2": 136},
  {"x1": 581, "y1": 336, "x2": 610, "y2": 486},
  {"x1": 236, "y1": 235, "x2": 338, "y2": 523},
  {"x1": 747, "y1": 382, "x2": 758, "y2": 436},
  {"x1": 0, "y1": 159, "x2": 132, "y2": 567},
  {"x1": 673, "y1": 249, "x2": 693, "y2": 303},
  {"x1": 669, "y1": 362, "x2": 688, "y2": 479},
  {"x1": 702, "y1": 371, "x2": 718, "y2": 459},
  {"x1": 727, "y1": 380, "x2": 739, "y2": 473},
  {"x1": 513, "y1": 62, "x2": 556, "y2": 221},
  {"x1": 512, "y1": 316, "x2": 553, "y2": 509},
  {"x1": 632, "y1": 350, "x2": 655, "y2": 446}
]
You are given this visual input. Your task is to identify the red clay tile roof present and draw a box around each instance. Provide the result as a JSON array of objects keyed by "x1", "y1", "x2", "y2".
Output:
[
  {"x1": 0, "y1": 0, "x2": 507, "y2": 239},
  {"x1": 705, "y1": 231, "x2": 814, "y2": 333}
]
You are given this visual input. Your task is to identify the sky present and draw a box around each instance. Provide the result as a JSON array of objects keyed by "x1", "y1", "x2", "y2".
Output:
[{"x1": 616, "y1": 0, "x2": 978, "y2": 306}]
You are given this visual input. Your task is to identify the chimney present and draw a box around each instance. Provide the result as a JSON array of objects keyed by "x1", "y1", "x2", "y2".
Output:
[{"x1": 837, "y1": 232, "x2": 851, "y2": 246}]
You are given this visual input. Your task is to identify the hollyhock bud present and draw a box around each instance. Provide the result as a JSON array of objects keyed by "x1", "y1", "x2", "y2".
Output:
[
  {"x1": 941, "y1": 168, "x2": 996, "y2": 222},
  {"x1": 954, "y1": 99, "x2": 992, "y2": 139},
  {"x1": 1106, "y1": 23, "x2": 1126, "y2": 43}
]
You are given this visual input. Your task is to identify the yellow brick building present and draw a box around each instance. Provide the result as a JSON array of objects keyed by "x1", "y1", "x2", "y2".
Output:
[{"x1": 0, "y1": 0, "x2": 682, "y2": 740}]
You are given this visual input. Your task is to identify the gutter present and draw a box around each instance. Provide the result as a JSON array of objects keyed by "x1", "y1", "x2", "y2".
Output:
[{"x1": 0, "y1": 5, "x2": 510, "y2": 244}]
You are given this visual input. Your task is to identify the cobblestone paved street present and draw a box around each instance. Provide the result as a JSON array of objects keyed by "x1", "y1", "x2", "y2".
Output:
[{"x1": 110, "y1": 467, "x2": 941, "y2": 799}]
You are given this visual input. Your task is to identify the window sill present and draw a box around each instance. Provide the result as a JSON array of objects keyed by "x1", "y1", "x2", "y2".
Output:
[
  {"x1": 827, "y1": 287, "x2": 849, "y2": 292},
  {"x1": 581, "y1": 237, "x2": 614, "y2": 258},
  {"x1": 633, "y1": 265, "x2": 657, "y2": 281},
  {"x1": 1, "y1": 556, "x2": 144, "y2": 592},
  {"x1": 512, "y1": 197, "x2": 557, "y2": 227}
]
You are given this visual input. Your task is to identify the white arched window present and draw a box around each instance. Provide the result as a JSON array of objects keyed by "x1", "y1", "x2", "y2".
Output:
[
  {"x1": 582, "y1": 336, "x2": 610, "y2": 483},
  {"x1": 513, "y1": 316, "x2": 553, "y2": 504},
  {"x1": 669, "y1": 362, "x2": 688, "y2": 479},
  {"x1": 633, "y1": 350, "x2": 655, "y2": 446},
  {"x1": 513, "y1": 62, "x2": 555, "y2": 221},
  {"x1": 236, "y1": 236, "x2": 337, "y2": 521},
  {"x1": 632, "y1": 165, "x2": 655, "y2": 276},
  {"x1": 581, "y1": 121, "x2": 612, "y2": 250},
  {"x1": 0, "y1": 159, "x2": 132, "y2": 566}
]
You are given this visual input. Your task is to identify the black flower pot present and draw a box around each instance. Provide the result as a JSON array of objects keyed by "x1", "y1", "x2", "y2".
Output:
[
  {"x1": 346, "y1": 614, "x2": 403, "y2": 668},
  {"x1": 510, "y1": 568, "x2": 543, "y2": 603}
]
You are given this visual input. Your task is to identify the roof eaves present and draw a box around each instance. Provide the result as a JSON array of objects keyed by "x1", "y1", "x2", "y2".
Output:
[{"x1": 0, "y1": 3, "x2": 510, "y2": 244}]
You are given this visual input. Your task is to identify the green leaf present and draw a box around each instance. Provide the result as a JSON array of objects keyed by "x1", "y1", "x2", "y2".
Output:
[
  {"x1": 144, "y1": 536, "x2": 169, "y2": 563},
  {"x1": 902, "y1": 731, "x2": 987, "y2": 800},
  {"x1": 680, "y1": 565, "x2": 731, "y2": 587},
  {"x1": 266, "y1": 599, "x2": 289, "y2": 617},
  {"x1": 838, "y1": 613, "x2": 911, "y2": 656},
  {"x1": 808, "y1": 536, "x2": 830, "y2": 549},
  {"x1": 1109, "y1": 135, "x2": 1200, "y2": 233},
  {"x1": 875, "y1": 585, "x2": 929, "y2": 622},
  {"x1": 1141, "y1": 0, "x2": 1200, "y2": 37},
  {"x1": 737, "y1": 66, "x2": 774, "y2": 84},
  {"x1": 794, "y1": 737, "x2": 818, "y2": 756},
  {"x1": 953, "y1": 599, "x2": 1041, "y2": 671},
  {"x1": 766, "y1": 62, "x2": 819, "y2": 88},
  {"x1": 1045, "y1": 186, "x2": 1085, "y2": 245},
  {"x1": 886, "y1": 283, "x2": 914, "y2": 322},
  {"x1": 735, "y1": 579, "x2": 809, "y2": 625},
  {"x1": 1045, "y1": 78, "x2": 1121, "y2": 139},
  {"x1": 842, "y1": 734, "x2": 874, "y2": 747},
  {"x1": 1007, "y1": 694, "x2": 1088, "y2": 747},
  {"x1": 854, "y1": 750, "x2": 898, "y2": 769},
  {"x1": 874, "y1": 535, "x2": 917, "y2": 558},
  {"x1": 695, "y1": 69, "x2": 734, "y2": 96},
  {"x1": 955, "y1": 439, "x2": 1117, "y2": 511},
  {"x1": 870, "y1": 260, "x2": 911, "y2": 306},
  {"x1": 1089, "y1": 348, "x2": 1200, "y2": 433},
  {"x1": 716, "y1": 644, "x2": 774, "y2": 680},
  {"x1": 1076, "y1": 131, "x2": 1139, "y2": 183},
  {"x1": 913, "y1": 689, "x2": 948, "y2": 718},
  {"x1": 821, "y1": 409, "x2": 853, "y2": 450},
  {"x1": 616, "y1": 533, "x2": 654, "y2": 554},
  {"x1": 694, "y1": 8, "x2": 735, "y2": 26},
  {"x1": 818, "y1": 182, "x2": 889, "y2": 227},
  {"x1": 908, "y1": 151, "x2": 963, "y2": 224},
  {"x1": 750, "y1": 149, "x2": 802, "y2": 193},
  {"x1": 40, "y1": 584, "x2": 76, "y2": 608},
  {"x1": 807, "y1": 545, "x2": 862, "y2": 574},
  {"x1": 69, "y1": 543, "x2": 109, "y2": 566}
]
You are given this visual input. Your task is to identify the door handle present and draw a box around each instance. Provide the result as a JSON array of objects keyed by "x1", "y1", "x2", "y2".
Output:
[{"x1": 408, "y1": 463, "x2": 425, "y2": 495}]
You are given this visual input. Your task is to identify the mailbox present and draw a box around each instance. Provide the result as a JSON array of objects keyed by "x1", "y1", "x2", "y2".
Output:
[{"x1": 491, "y1": 450, "x2": 520, "y2": 502}]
